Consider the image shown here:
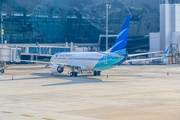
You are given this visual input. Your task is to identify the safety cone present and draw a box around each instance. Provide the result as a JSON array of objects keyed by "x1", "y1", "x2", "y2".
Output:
[
  {"x1": 107, "y1": 74, "x2": 108, "y2": 78},
  {"x1": 167, "y1": 72, "x2": 169, "y2": 75},
  {"x1": 12, "y1": 76, "x2": 13, "y2": 80}
]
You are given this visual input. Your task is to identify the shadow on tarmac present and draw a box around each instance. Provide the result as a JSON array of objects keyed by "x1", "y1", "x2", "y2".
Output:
[
  {"x1": 0, "y1": 72, "x2": 142, "y2": 86},
  {"x1": 32, "y1": 73, "x2": 120, "y2": 86}
]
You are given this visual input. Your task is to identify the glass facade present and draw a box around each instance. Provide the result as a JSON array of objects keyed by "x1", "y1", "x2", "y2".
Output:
[
  {"x1": 1, "y1": 0, "x2": 160, "y2": 51},
  {"x1": 160, "y1": 0, "x2": 180, "y2": 4}
]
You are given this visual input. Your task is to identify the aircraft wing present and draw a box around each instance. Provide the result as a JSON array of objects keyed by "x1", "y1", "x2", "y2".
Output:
[
  {"x1": 128, "y1": 51, "x2": 163, "y2": 57},
  {"x1": 20, "y1": 60, "x2": 67, "y2": 66},
  {"x1": 126, "y1": 57, "x2": 164, "y2": 62},
  {"x1": 99, "y1": 51, "x2": 164, "y2": 58},
  {"x1": 98, "y1": 52, "x2": 124, "y2": 58},
  {"x1": 126, "y1": 47, "x2": 169, "y2": 62}
]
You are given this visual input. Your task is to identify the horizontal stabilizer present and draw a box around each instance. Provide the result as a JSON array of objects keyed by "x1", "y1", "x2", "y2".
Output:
[{"x1": 98, "y1": 52, "x2": 124, "y2": 58}]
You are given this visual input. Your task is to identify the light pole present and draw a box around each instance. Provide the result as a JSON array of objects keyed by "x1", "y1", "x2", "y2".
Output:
[
  {"x1": 0, "y1": 0, "x2": 3, "y2": 45},
  {"x1": 106, "y1": 4, "x2": 111, "y2": 51}
]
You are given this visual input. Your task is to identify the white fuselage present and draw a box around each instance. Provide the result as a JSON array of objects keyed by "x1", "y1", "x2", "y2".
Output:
[{"x1": 50, "y1": 52, "x2": 104, "y2": 70}]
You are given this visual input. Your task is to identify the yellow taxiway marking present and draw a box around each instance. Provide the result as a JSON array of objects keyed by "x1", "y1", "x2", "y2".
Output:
[
  {"x1": 42, "y1": 118, "x2": 55, "y2": 120},
  {"x1": 21, "y1": 114, "x2": 33, "y2": 117},
  {"x1": 2, "y1": 111, "x2": 12, "y2": 114}
]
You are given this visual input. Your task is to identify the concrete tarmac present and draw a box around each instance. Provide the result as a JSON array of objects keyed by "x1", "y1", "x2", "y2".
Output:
[{"x1": 0, "y1": 65, "x2": 180, "y2": 120}]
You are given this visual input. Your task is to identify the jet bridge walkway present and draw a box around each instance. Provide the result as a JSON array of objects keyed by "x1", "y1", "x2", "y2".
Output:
[
  {"x1": 0, "y1": 45, "x2": 21, "y2": 73},
  {"x1": 19, "y1": 45, "x2": 70, "y2": 56}
]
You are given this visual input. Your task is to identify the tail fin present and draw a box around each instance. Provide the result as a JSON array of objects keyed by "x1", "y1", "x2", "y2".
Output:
[{"x1": 110, "y1": 14, "x2": 130, "y2": 54}]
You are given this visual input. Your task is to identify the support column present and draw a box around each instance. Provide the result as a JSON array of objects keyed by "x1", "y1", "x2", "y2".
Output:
[{"x1": 106, "y1": 4, "x2": 108, "y2": 51}]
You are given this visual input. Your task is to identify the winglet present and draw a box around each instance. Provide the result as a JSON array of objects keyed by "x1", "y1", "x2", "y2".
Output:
[{"x1": 162, "y1": 47, "x2": 169, "y2": 58}]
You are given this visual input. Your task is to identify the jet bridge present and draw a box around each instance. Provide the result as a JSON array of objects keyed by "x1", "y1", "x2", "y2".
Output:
[{"x1": 0, "y1": 46, "x2": 21, "y2": 73}]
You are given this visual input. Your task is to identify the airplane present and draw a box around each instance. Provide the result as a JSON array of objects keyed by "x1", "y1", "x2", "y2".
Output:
[{"x1": 4, "y1": 14, "x2": 169, "y2": 76}]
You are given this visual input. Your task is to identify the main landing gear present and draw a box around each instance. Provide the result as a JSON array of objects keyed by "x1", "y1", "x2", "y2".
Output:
[
  {"x1": 69, "y1": 67, "x2": 101, "y2": 77},
  {"x1": 70, "y1": 66, "x2": 80, "y2": 77},
  {"x1": 70, "y1": 72, "x2": 78, "y2": 77},
  {"x1": 94, "y1": 71, "x2": 101, "y2": 76}
]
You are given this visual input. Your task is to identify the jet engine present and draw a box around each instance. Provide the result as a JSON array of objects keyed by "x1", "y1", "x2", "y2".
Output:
[{"x1": 50, "y1": 65, "x2": 64, "y2": 73}]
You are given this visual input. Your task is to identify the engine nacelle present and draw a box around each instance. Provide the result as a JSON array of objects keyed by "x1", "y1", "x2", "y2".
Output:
[{"x1": 50, "y1": 65, "x2": 64, "y2": 74}]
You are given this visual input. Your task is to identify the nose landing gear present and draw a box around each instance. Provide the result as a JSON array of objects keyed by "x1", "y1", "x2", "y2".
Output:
[
  {"x1": 94, "y1": 71, "x2": 101, "y2": 76},
  {"x1": 0, "y1": 69, "x2": 4, "y2": 74}
]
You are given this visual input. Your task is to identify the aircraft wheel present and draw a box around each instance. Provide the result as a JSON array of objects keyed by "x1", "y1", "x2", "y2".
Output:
[
  {"x1": 97, "y1": 71, "x2": 101, "y2": 76},
  {"x1": 1, "y1": 69, "x2": 4, "y2": 74},
  {"x1": 74, "y1": 72, "x2": 77, "y2": 77},
  {"x1": 70, "y1": 72, "x2": 74, "y2": 77},
  {"x1": 94, "y1": 71, "x2": 97, "y2": 76}
]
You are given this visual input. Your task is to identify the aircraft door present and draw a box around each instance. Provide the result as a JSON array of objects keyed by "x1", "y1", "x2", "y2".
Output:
[{"x1": 104, "y1": 55, "x2": 107, "y2": 65}]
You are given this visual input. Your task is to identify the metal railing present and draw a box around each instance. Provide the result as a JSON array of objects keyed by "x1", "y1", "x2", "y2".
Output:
[
  {"x1": 19, "y1": 46, "x2": 71, "y2": 56},
  {"x1": 0, "y1": 44, "x2": 71, "y2": 56}
]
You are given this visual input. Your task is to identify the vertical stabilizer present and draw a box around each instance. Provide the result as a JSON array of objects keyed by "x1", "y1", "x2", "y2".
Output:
[{"x1": 110, "y1": 14, "x2": 130, "y2": 54}]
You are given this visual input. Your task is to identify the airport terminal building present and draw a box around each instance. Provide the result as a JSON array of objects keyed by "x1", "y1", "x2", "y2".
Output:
[
  {"x1": 0, "y1": 0, "x2": 180, "y2": 53},
  {"x1": 0, "y1": 0, "x2": 162, "y2": 52}
]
